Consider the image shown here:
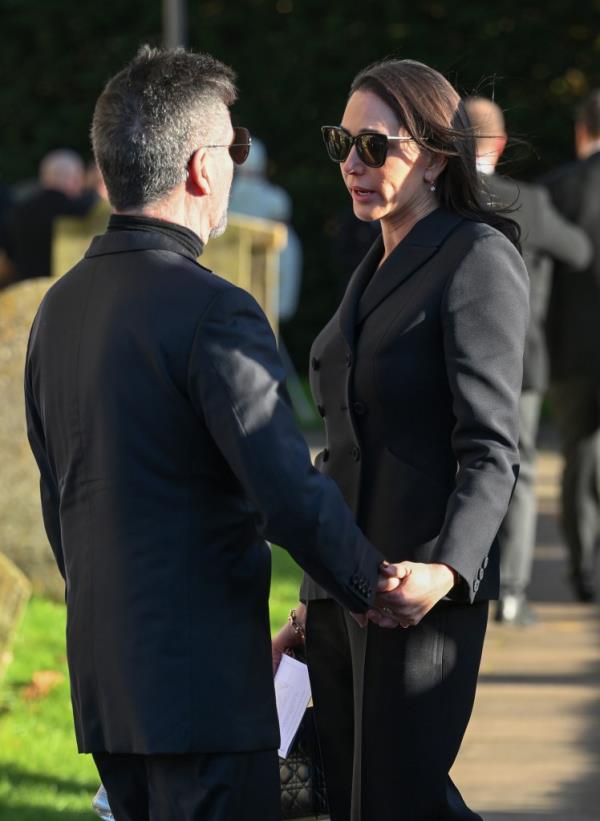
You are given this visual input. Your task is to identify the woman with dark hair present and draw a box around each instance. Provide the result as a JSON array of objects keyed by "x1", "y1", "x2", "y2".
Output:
[{"x1": 273, "y1": 59, "x2": 528, "y2": 820}]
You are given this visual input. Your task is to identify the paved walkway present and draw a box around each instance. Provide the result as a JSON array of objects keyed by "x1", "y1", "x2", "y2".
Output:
[
  {"x1": 305, "y1": 433, "x2": 600, "y2": 820},
  {"x1": 452, "y1": 446, "x2": 600, "y2": 820}
]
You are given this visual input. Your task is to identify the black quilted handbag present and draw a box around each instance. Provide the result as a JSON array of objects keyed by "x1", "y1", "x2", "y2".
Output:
[{"x1": 280, "y1": 705, "x2": 328, "y2": 819}]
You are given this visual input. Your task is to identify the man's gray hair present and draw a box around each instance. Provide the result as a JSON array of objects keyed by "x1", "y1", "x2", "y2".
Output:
[
  {"x1": 91, "y1": 45, "x2": 237, "y2": 211},
  {"x1": 39, "y1": 149, "x2": 85, "y2": 192}
]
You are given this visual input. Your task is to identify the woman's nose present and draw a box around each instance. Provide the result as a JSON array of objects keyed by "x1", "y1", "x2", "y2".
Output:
[{"x1": 341, "y1": 145, "x2": 363, "y2": 175}]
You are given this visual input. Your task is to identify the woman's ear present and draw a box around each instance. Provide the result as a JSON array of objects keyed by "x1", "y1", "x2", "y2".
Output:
[
  {"x1": 187, "y1": 149, "x2": 211, "y2": 197},
  {"x1": 425, "y1": 151, "x2": 448, "y2": 184}
]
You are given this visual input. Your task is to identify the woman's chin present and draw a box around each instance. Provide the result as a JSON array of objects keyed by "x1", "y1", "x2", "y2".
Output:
[{"x1": 352, "y1": 202, "x2": 382, "y2": 223}]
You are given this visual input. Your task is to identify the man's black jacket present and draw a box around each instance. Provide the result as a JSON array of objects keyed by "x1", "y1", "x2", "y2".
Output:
[
  {"x1": 24, "y1": 219, "x2": 383, "y2": 755},
  {"x1": 541, "y1": 151, "x2": 600, "y2": 381},
  {"x1": 482, "y1": 174, "x2": 591, "y2": 391}
]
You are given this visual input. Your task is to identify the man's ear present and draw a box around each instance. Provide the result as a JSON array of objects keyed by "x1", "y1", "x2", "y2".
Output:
[
  {"x1": 187, "y1": 149, "x2": 211, "y2": 197},
  {"x1": 495, "y1": 134, "x2": 508, "y2": 162}
]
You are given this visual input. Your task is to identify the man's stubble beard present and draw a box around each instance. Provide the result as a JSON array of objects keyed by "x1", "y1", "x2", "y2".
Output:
[
  {"x1": 208, "y1": 177, "x2": 232, "y2": 240},
  {"x1": 209, "y1": 209, "x2": 228, "y2": 240}
]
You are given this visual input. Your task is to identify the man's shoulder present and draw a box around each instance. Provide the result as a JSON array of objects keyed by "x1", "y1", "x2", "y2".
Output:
[
  {"x1": 82, "y1": 238, "x2": 236, "y2": 292},
  {"x1": 486, "y1": 173, "x2": 544, "y2": 207},
  {"x1": 539, "y1": 156, "x2": 600, "y2": 190},
  {"x1": 43, "y1": 245, "x2": 247, "y2": 319}
]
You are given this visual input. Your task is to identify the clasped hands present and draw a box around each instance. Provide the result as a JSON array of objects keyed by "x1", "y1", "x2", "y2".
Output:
[
  {"x1": 272, "y1": 561, "x2": 457, "y2": 673},
  {"x1": 352, "y1": 561, "x2": 457, "y2": 629}
]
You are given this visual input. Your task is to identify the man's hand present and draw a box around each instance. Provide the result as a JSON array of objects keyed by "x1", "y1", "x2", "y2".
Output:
[
  {"x1": 349, "y1": 562, "x2": 406, "y2": 627},
  {"x1": 369, "y1": 562, "x2": 457, "y2": 628}
]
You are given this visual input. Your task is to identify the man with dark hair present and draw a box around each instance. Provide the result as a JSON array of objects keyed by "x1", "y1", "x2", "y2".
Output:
[
  {"x1": 24, "y1": 46, "x2": 400, "y2": 821},
  {"x1": 465, "y1": 96, "x2": 592, "y2": 623},
  {"x1": 542, "y1": 89, "x2": 600, "y2": 602}
]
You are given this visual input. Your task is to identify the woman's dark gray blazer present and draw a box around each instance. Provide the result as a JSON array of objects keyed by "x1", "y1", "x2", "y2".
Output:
[{"x1": 302, "y1": 208, "x2": 529, "y2": 603}]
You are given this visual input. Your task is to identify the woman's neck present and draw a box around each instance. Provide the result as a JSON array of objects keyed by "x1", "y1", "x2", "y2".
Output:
[{"x1": 380, "y1": 198, "x2": 439, "y2": 263}]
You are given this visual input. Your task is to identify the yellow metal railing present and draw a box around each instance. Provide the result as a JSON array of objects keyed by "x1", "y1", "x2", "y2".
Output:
[
  {"x1": 0, "y1": 552, "x2": 31, "y2": 681},
  {"x1": 202, "y1": 214, "x2": 286, "y2": 336}
]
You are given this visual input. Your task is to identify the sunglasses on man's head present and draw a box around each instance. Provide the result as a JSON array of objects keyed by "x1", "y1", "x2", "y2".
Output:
[
  {"x1": 321, "y1": 125, "x2": 413, "y2": 168},
  {"x1": 202, "y1": 126, "x2": 252, "y2": 165}
]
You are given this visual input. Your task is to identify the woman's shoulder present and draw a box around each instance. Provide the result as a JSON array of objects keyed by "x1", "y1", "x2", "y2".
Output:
[
  {"x1": 454, "y1": 217, "x2": 517, "y2": 248},
  {"x1": 441, "y1": 217, "x2": 528, "y2": 305},
  {"x1": 448, "y1": 217, "x2": 524, "y2": 271}
]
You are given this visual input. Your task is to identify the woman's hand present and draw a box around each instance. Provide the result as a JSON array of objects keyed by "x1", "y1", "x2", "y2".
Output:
[
  {"x1": 371, "y1": 562, "x2": 457, "y2": 628},
  {"x1": 271, "y1": 602, "x2": 307, "y2": 675}
]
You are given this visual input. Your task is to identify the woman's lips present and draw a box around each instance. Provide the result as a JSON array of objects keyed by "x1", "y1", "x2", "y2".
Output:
[{"x1": 349, "y1": 185, "x2": 376, "y2": 202}]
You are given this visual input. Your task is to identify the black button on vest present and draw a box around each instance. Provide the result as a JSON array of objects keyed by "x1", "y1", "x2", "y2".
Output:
[
  {"x1": 311, "y1": 356, "x2": 320, "y2": 370},
  {"x1": 351, "y1": 445, "x2": 360, "y2": 461},
  {"x1": 353, "y1": 401, "x2": 366, "y2": 416}
]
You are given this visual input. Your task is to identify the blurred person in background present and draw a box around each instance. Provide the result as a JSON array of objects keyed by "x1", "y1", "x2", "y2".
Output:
[
  {"x1": 0, "y1": 177, "x2": 14, "y2": 286},
  {"x1": 85, "y1": 160, "x2": 110, "y2": 204},
  {"x1": 465, "y1": 96, "x2": 592, "y2": 625},
  {"x1": 3, "y1": 148, "x2": 95, "y2": 283},
  {"x1": 229, "y1": 136, "x2": 302, "y2": 323},
  {"x1": 273, "y1": 58, "x2": 529, "y2": 821},
  {"x1": 541, "y1": 90, "x2": 600, "y2": 603},
  {"x1": 228, "y1": 137, "x2": 311, "y2": 420}
]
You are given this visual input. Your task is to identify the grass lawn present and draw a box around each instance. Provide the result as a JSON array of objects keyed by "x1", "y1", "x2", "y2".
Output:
[{"x1": 0, "y1": 545, "x2": 302, "y2": 820}]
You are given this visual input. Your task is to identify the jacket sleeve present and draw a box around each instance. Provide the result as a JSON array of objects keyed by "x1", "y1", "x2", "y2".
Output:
[
  {"x1": 531, "y1": 187, "x2": 592, "y2": 270},
  {"x1": 435, "y1": 231, "x2": 529, "y2": 602},
  {"x1": 187, "y1": 285, "x2": 384, "y2": 612},
  {"x1": 24, "y1": 323, "x2": 66, "y2": 582}
]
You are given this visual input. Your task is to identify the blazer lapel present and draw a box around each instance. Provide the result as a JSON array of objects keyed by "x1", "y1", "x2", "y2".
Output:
[
  {"x1": 357, "y1": 209, "x2": 464, "y2": 325},
  {"x1": 338, "y1": 234, "x2": 384, "y2": 348}
]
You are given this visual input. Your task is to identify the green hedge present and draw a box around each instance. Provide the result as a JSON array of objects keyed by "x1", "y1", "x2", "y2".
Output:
[{"x1": 1, "y1": 1, "x2": 599, "y2": 365}]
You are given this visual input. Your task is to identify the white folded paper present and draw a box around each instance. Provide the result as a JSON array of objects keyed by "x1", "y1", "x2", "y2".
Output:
[{"x1": 274, "y1": 653, "x2": 312, "y2": 758}]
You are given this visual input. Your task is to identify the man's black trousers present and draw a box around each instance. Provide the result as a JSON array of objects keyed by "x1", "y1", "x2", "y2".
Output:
[{"x1": 93, "y1": 749, "x2": 279, "y2": 821}]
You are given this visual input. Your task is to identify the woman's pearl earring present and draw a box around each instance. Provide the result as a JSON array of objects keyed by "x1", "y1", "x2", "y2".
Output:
[{"x1": 430, "y1": 180, "x2": 437, "y2": 192}]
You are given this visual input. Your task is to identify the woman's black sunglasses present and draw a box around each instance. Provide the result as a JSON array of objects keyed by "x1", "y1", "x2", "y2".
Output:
[
  {"x1": 321, "y1": 125, "x2": 413, "y2": 168},
  {"x1": 201, "y1": 126, "x2": 252, "y2": 165}
]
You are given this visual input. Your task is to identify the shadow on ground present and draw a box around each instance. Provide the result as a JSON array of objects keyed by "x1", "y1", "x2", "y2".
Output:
[
  {"x1": 0, "y1": 809, "x2": 95, "y2": 821},
  {"x1": 0, "y1": 764, "x2": 97, "y2": 821},
  {"x1": 484, "y1": 428, "x2": 600, "y2": 821}
]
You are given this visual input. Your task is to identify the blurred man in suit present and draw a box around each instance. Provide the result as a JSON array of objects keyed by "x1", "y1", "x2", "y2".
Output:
[
  {"x1": 4, "y1": 149, "x2": 95, "y2": 282},
  {"x1": 0, "y1": 178, "x2": 14, "y2": 286},
  {"x1": 465, "y1": 97, "x2": 592, "y2": 621},
  {"x1": 24, "y1": 47, "x2": 402, "y2": 821},
  {"x1": 229, "y1": 137, "x2": 303, "y2": 323},
  {"x1": 542, "y1": 90, "x2": 600, "y2": 602}
]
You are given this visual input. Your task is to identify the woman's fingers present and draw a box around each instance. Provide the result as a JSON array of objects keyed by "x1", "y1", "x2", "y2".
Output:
[
  {"x1": 377, "y1": 574, "x2": 400, "y2": 592},
  {"x1": 367, "y1": 608, "x2": 401, "y2": 629},
  {"x1": 380, "y1": 561, "x2": 412, "y2": 579}
]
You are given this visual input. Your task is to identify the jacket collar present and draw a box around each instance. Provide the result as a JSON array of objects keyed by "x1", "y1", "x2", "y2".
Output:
[
  {"x1": 84, "y1": 227, "x2": 201, "y2": 263},
  {"x1": 338, "y1": 209, "x2": 464, "y2": 343},
  {"x1": 338, "y1": 233, "x2": 385, "y2": 346}
]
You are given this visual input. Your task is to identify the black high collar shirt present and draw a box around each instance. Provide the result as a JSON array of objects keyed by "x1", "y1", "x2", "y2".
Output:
[{"x1": 108, "y1": 214, "x2": 204, "y2": 259}]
